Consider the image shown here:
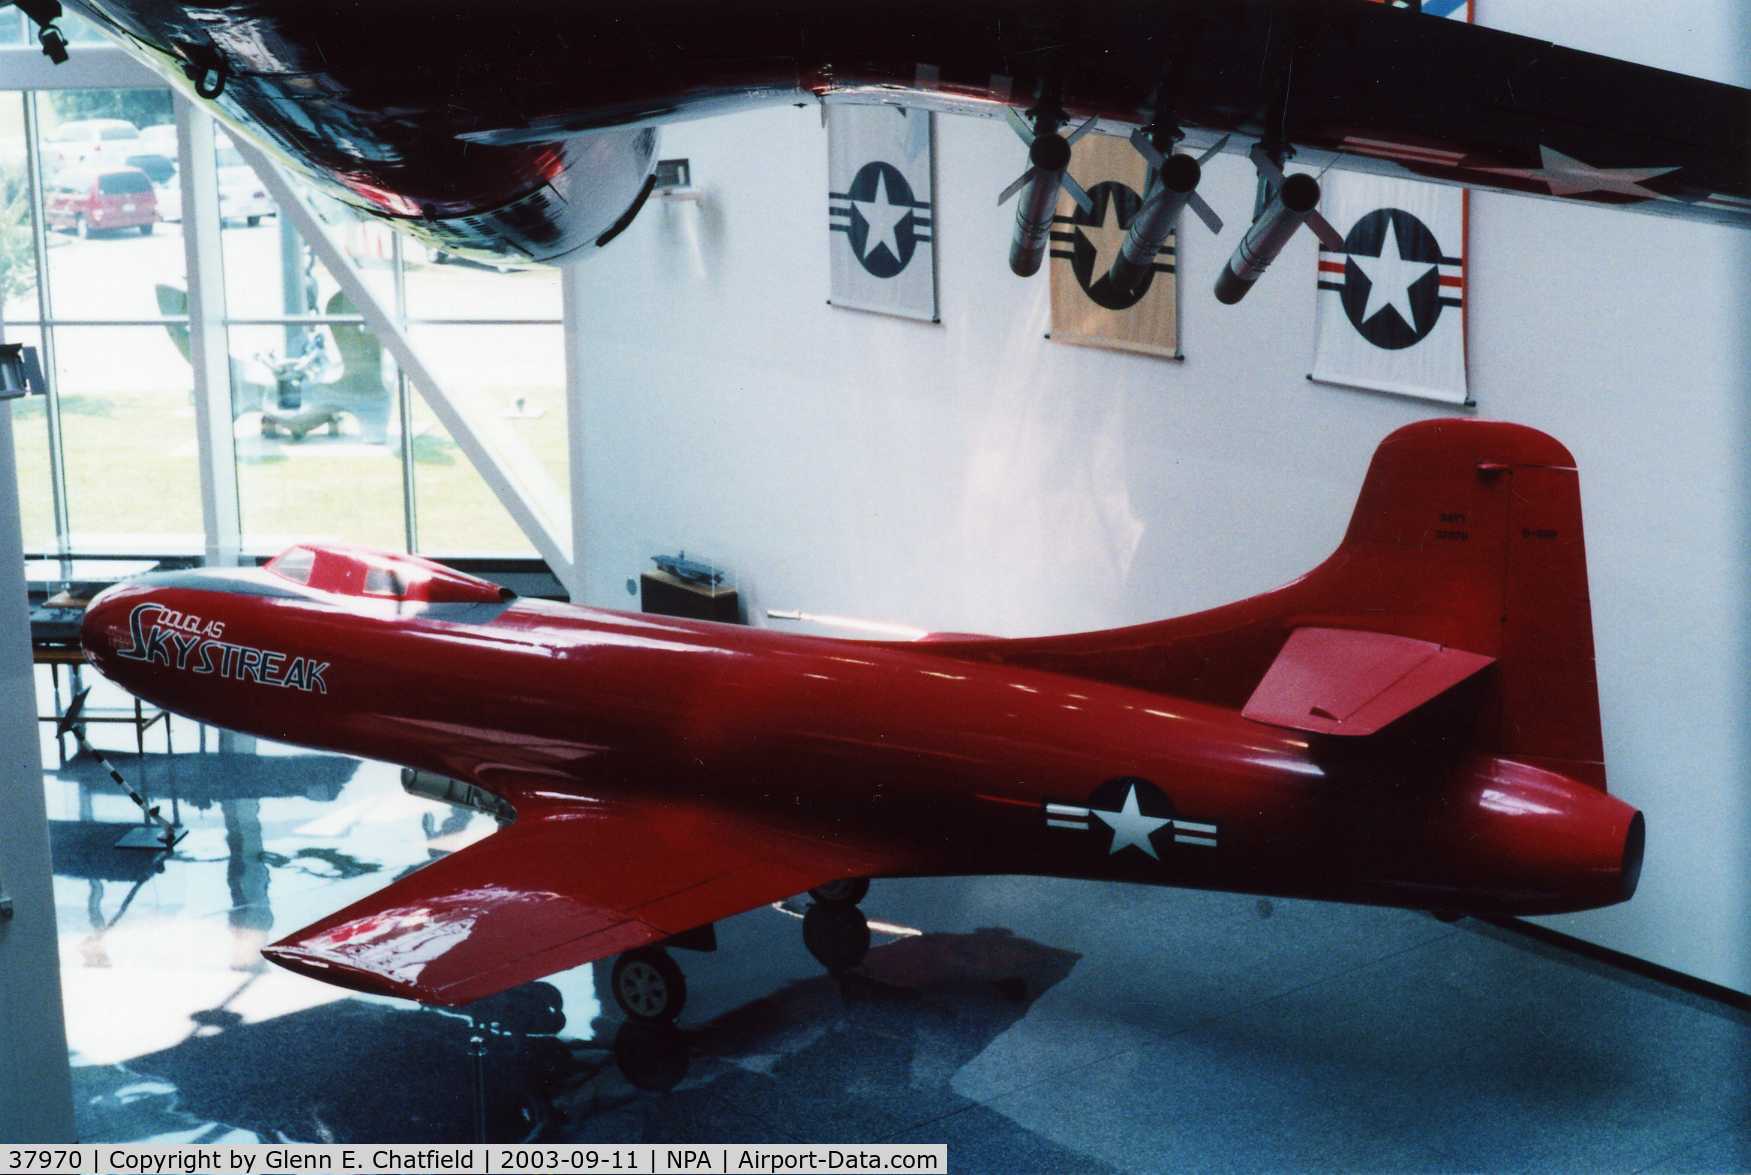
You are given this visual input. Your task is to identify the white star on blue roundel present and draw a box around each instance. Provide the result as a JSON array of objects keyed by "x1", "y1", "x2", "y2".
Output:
[
  {"x1": 840, "y1": 161, "x2": 928, "y2": 279},
  {"x1": 1337, "y1": 208, "x2": 1450, "y2": 350},
  {"x1": 1084, "y1": 776, "x2": 1176, "y2": 860},
  {"x1": 1041, "y1": 776, "x2": 1220, "y2": 859},
  {"x1": 1093, "y1": 782, "x2": 1173, "y2": 859}
]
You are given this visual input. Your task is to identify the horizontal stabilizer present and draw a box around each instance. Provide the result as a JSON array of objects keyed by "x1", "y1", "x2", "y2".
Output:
[
  {"x1": 1243, "y1": 626, "x2": 1494, "y2": 736},
  {"x1": 263, "y1": 795, "x2": 871, "y2": 1005}
]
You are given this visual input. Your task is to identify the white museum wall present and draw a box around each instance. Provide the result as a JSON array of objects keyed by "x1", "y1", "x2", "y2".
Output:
[{"x1": 566, "y1": 5, "x2": 1750, "y2": 993}]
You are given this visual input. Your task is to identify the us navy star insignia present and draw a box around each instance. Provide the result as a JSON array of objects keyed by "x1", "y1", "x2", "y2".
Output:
[
  {"x1": 1475, "y1": 146, "x2": 1680, "y2": 202},
  {"x1": 1076, "y1": 196, "x2": 1129, "y2": 282},
  {"x1": 1092, "y1": 782, "x2": 1172, "y2": 859},
  {"x1": 851, "y1": 168, "x2": 914, "y2": 264},
  {"x1": 1042, "y1": 779, "x2": 1220, "y2": 858},
  {"x1": 1349, "y1": 217, "x2": 1436, "y2": 332}
]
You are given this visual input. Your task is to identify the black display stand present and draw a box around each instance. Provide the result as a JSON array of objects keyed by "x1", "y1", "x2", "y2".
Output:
[{"x1": 639, "y1": 570, "x2": 741, "y2": 624}]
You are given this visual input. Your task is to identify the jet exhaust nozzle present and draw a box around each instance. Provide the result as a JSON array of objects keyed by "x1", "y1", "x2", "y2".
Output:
[
  {"x1": 1214, "y1": 171, "x2": 1322, "y2": 305},
  {"x1": 1109, "y1": 153, "x2": 1202, "y2": 294}
]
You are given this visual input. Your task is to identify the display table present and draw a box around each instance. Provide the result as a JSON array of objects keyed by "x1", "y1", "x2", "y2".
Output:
[{"x1": 26, "y1": 564, "x2": 184, "y2": 849}]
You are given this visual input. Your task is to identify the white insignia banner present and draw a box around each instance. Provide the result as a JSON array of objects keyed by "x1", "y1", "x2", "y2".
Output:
[
  {"x1": 827, "y1": 105, "x2": 938, "y2": 322},
  {"x1": 1312, "y1": 0, "x2": 1470, "y2": 405}
]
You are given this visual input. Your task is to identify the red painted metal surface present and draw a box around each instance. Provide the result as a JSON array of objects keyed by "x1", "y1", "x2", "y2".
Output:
[
  {"x1": 80, "y1": 420, "x2": 1642, "y2": 1005},
  {"x1": 1241, "y1": 627, "x2": 1496, "y2": 736}
]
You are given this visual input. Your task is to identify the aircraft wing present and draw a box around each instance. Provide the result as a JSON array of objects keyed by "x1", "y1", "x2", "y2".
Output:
[
  {"x1": 864, "y1": 6, "x2": 1751, "y2": 231},
  {"x1": 52, "y1": 0, "x2": 1749, "y2": 271},
  {"x1": 1255, "y1": 6, "x2": 1751, "y2": 230},
  {"x1": 262, "y1": 795, "x2": 881, "y2": 1005}
]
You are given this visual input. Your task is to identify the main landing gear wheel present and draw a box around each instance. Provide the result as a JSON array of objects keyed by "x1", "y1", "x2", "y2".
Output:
[
  {"x1": 808, "y1": 877, "x2": 870, "y2": 905},
  {"x1": 612, "y1": 947, "x2": 686, "y2": 1023},
  {"x1": 614, "y1": 1022, "x2": 690, "y2": 1092},
  {"x1": 803, "y1": 900, "x2": 871, "y2": 974}
]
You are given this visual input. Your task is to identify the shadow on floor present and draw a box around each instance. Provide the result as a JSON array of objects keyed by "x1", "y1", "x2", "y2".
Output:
[
  {"x1": 78, "y1": 998, "x2": 566, "y2": 1143},
  {"x1": 558, "y1": 927, "x2": 1117, "y2": 1171}
]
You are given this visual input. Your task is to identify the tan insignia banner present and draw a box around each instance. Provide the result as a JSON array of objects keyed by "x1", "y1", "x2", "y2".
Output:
[{"x1": 1048, "y1": 133, "x2": 1180, "y2": 359}]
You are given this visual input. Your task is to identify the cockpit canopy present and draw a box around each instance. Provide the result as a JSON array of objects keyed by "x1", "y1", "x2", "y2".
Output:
[{"x1": 266, "y1": 545, "x2": 513, "y2": 605}]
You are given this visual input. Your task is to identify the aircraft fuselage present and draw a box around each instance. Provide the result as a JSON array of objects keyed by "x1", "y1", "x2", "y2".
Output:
[{"x1": 82, "y1": 565, "x2": 1640, "y2": 918}]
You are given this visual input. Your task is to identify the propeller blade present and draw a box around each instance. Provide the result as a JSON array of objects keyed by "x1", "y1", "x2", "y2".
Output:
[
  {"x1": 998, "y1": 166, "x2": 1037, "y2": 206},
  {"x1": 1064, "y1": 114, "x2": 1099, "y2": 146},
  {"x1": 1128, "y1": 127, "x2": 1166, "y2": 171},
  {"x1": 1003, "y1": 106, "x2": 1035, "y2": 146},
  {"x1": 1061, "y1": 171, "x2": 1096, "y2": 214},
  {"x1": 1195, "y1": 133, "x2": 1232, "y2": 166},
  {"x1": 1306, "y1": 209, "x2": 1347, "y2": 251},
  {"x1": 1188, "y1": 191, "x2": 1225, "y2": 235}
]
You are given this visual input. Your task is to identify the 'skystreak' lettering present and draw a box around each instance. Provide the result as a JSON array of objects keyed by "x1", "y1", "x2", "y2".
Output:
[{"x1": 116, "y1": 602, "x2": 330, "y2": 694}]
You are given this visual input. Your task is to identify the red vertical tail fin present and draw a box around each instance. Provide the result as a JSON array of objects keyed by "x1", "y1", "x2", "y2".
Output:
[
  {"x1": 1315, "y1": 419, "x2": 1606, "y2": 785},
  {"x1": 928, "y1": 420, "x2": 1607, "y2": 787}
]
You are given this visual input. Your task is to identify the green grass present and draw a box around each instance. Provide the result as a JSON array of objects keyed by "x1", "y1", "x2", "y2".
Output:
[{"x1": 11, "y1": 381, "x2": 568, "y2": 557}]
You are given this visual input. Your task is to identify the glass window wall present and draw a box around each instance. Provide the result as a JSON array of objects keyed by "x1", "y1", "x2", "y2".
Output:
[{"x1": 4, "y1": 84, "x2": 568, "y2": 567}]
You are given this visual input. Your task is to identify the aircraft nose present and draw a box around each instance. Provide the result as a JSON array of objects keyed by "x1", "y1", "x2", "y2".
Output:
[
  {"x1": 79, "y1": 571, "x2": 182, "y2": 675},
  {"x1": 80, "y1": 579, "x2": 140, "y2": 670}
]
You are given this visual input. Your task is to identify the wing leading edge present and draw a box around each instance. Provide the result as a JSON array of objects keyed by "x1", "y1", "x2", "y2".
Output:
[{"x1": 263, "y1": 797, "x2": 872, "y2": 1005}]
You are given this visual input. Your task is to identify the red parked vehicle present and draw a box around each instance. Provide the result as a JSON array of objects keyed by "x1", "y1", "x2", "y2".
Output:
[{"x1": 44, "y1": 167, "x2": 158, "y2": 237}]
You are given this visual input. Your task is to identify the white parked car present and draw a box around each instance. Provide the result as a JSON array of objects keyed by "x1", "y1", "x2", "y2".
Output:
[
  {"x1": 216, "y1": 135, "x2": 274, "y2": 226},
  {"x1": 153, "y1": 175, "x2": 183, "y2": 223},
  {"x1": 135, "y1": 130, "x2": 277, "y2": 227},
  {"x1": 42, "y1": 119, "x2": 142, "y2": 174},
  {"x1": 138, "y1": 122, "x2": 178, "y2": 159}
]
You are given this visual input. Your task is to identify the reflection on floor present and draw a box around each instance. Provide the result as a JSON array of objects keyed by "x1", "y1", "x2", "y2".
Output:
[{"x1": 40, "y1": 668, "x2": 1750, "y2": 1170}]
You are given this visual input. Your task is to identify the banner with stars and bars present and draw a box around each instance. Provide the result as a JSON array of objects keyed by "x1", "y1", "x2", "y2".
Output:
[
  {"x1": 1311, "y1": 0, "x2": 1471, "y2": 405},
  {"x1": 1048, "y1": 132, "x2": 1180, "y2": 360},
  {"x1": 827, "y1": 104, "x2": 938, "y2": 323}
]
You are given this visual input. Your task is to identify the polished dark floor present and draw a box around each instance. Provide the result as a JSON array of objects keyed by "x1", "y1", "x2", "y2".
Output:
[{"x1": 36, "y1": 669, "x2": 1750, "y2": 1170}]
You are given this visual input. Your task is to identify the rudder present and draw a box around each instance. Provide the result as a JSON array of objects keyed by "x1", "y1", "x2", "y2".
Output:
[{"x1": 928, "y1": 419, "x2": 1607, "y2": 788}]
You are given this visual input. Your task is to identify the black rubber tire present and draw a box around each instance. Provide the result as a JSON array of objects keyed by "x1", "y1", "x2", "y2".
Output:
[
  {"x1": 138, "y1": 222, "x2": 154, "y2": 236},
  {"x1": 247, "y1": 214, "x2": 262, "y2": 227},
  {"x1": 611, "y1": 947, "x2": 686, "y2": 1023},
  {"x1": 808, "y1": 877, "x2": 869, "y2": 905},
  {"x1": 613, "y1": 1022, "x2": 689, "y2": 1092},
  {"x1": 803, "y1": 901, "x2": 871, "y2": 974}
]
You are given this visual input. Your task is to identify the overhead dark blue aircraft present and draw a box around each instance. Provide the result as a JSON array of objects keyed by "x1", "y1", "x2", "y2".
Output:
[{"x1": 16, "y1": 0, "x2": 1749, "y2": 295}]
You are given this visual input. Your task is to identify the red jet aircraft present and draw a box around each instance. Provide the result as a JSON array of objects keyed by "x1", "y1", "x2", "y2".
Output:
[{"x1": 81, "y1": 419, "x2": 1643, "y2": 1023}]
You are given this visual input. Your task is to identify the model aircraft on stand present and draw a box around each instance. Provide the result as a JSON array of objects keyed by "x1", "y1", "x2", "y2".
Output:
[
  {"x1": 81, "y1": 419, "x2": 1645, "y2": 1023},
  {"x1": 7, "y1": 0, "x2": 1747, "y2": 303}
]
